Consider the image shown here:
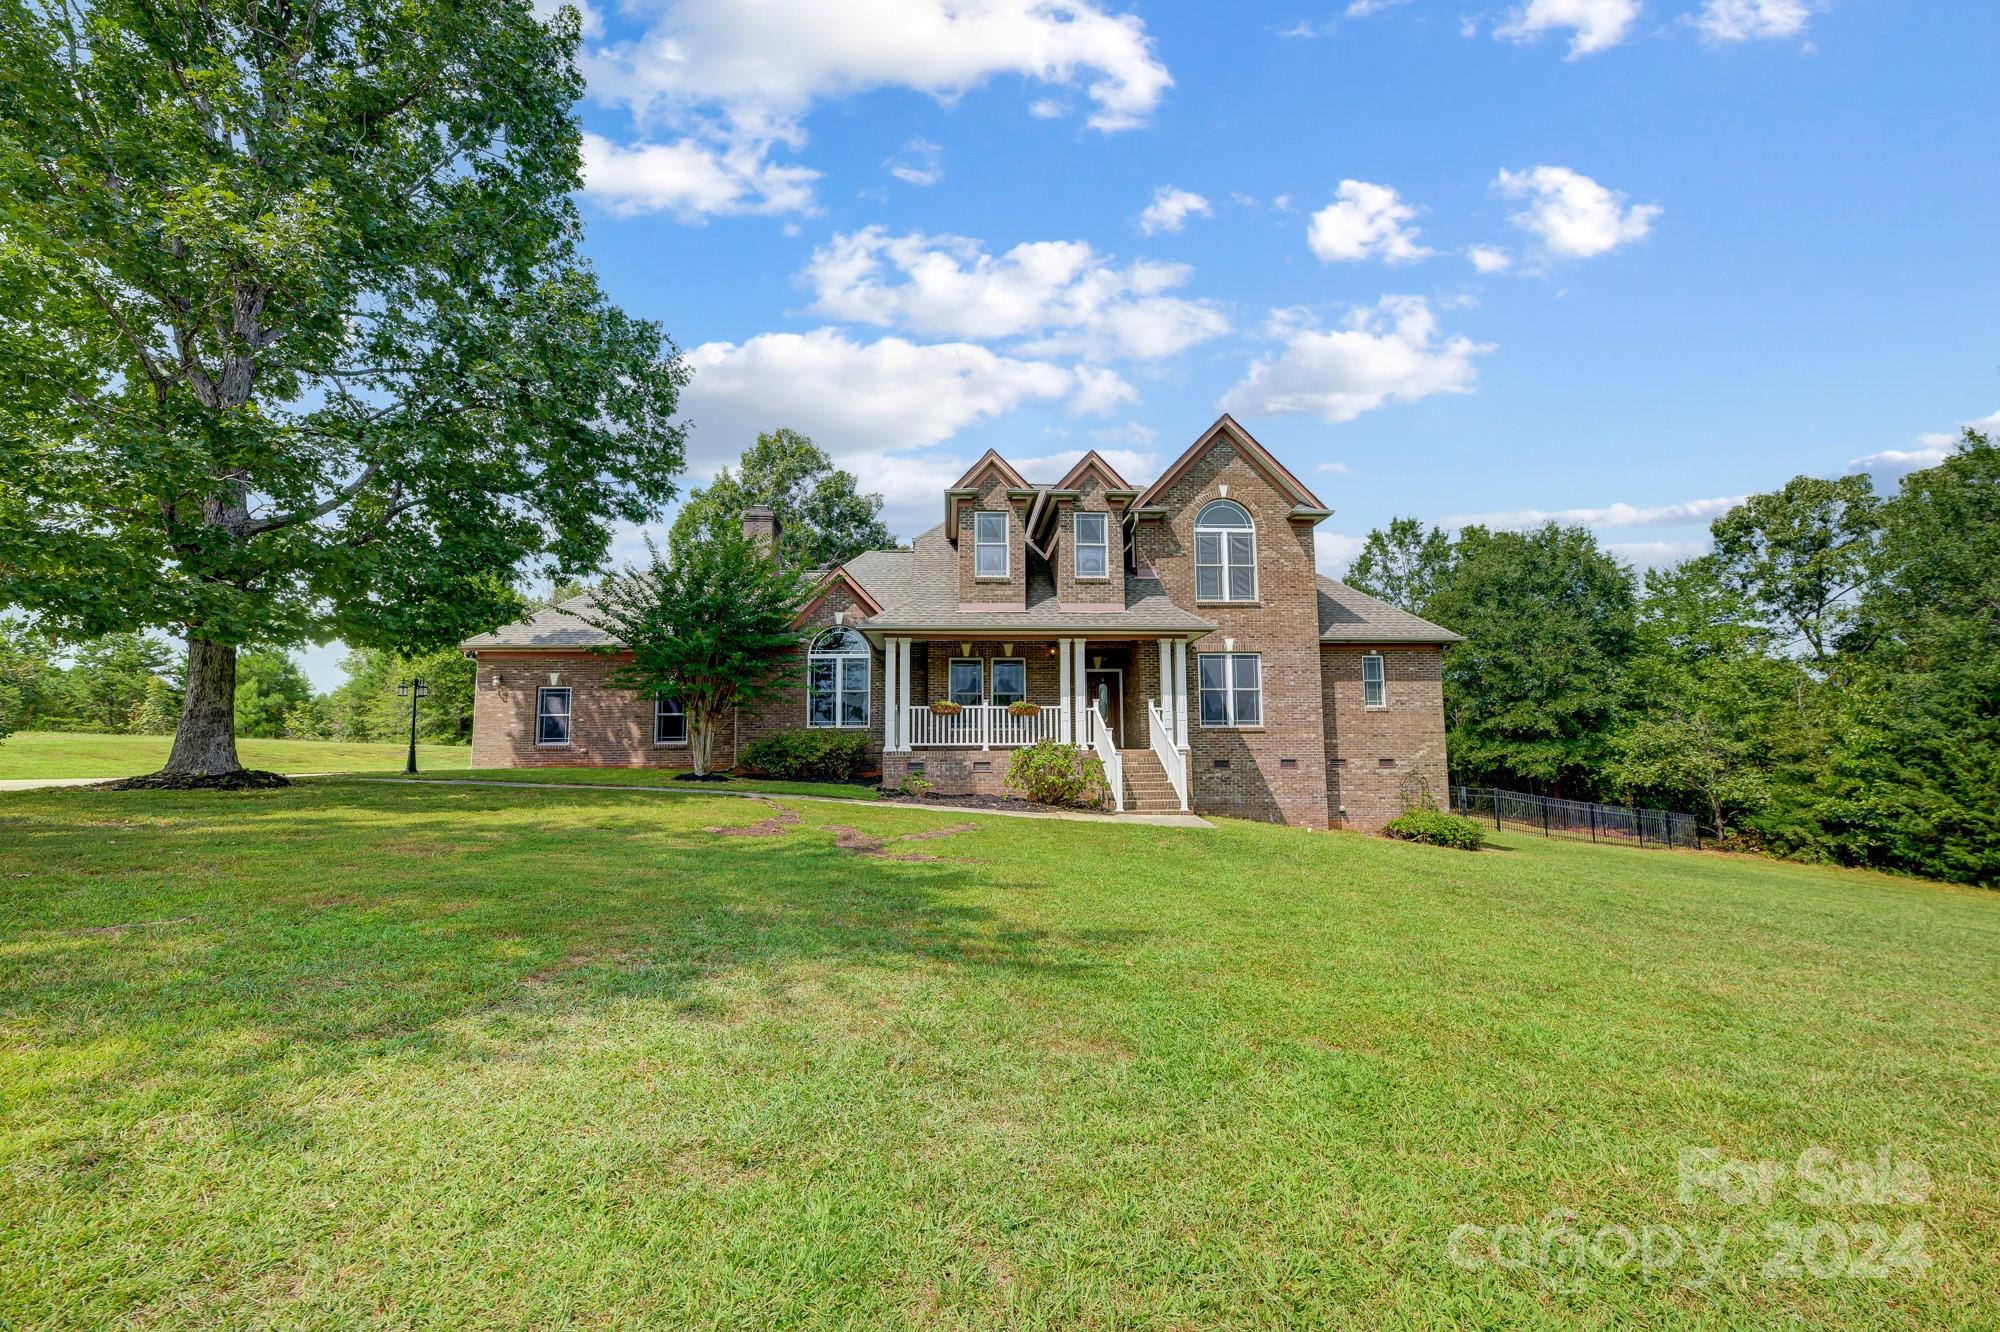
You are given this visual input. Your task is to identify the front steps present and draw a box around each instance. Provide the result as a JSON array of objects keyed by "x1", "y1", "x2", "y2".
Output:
[{"x1": 1117, "y1": 748, "x2": 1184, "y2": 814}]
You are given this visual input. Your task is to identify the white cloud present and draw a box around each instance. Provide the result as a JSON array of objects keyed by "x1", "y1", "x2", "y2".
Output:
[
  {"x1": 1495, "y1": 0, "x2": 1641, "y2": 57},
  {"x1": 1306, "y1": 180, "x2": 1435, "y2": 264},
  {"x1": 580, "y1": 132, "x2": 820, "y2": 219},
  {"x1": 1315, "y1": 531, "x2": 1371, "y2": 578},
  {"x1": 1606, "y1": 539, "x2": 1713, "y2": 568},
  {"x1": 1012, "y1": 445, "x2": 1158, "y2": 484},
  {"x1": 1495, "y1": 165, "x2": 1660, "y2": 260},
  {"x1": 676, "y1": 330, "x2": 1111, "y2": 509},
  {"x1": 1442, "y1": 496, "x2": 1747, "y2": 528},
  {"x1": 587, "y1": 0, "x2": 1172, "y2": 139},
  {"x1": 1068, "y1": 365, "x2": 1139, "y2": 415},
  {"x1": 885, "y1": 137, "x2": 943, "y2": 186},
  {"x1": 1027, "y1": 97, "x2": 1066, "y2": 118},
  {"x1": 1220, "y1": 296, "x2": 1493, "y2": 424},
  {"x1": 1695, "y1": 0, "x2": 1820, "y2": 43},
  {"x1": 1846, "y1": 409, "x2": 2000, "y2": 476},
  {"x1": 1467, "y1": 245, "x2": 1514, "y2": 273},
  {"x1": 1137, "y1": 186, "x2": 1213, "y2": 236},
  {"x1": 1316, "y1": 461, "x2": 1354, "y2": 475},
  {"x1": 801, "y1": 227, "x2": 1229, "y2": 361},
  {"x1": 1346, "y1": 0, "x2": 1413, "y2": 15}
]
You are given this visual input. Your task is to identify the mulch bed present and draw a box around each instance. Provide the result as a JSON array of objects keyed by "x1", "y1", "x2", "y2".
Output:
[
  {"x1": 878, "y1": 790, "x2": 1105, "y2": 815},
  {"x1": 101, "y1": 770, "x2": 291, "y2": 791}
]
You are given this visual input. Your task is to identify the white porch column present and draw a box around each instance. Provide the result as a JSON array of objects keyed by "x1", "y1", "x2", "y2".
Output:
[
  {"x1": 1156, "y1": 638, "x2": 1170, "y2": 734},
  {"x1": 896, "y1": 638, "x2": 913, "y2": 751},
  {"x1": 1058, "y1": 634, "x2": 1073, "y2": 743},
  {"x1": 1071, "y1": 638, "x2": 1089, "y2": 742},
  {"x1": 1172, "y1": 640, "x2": 1189, "y2": 746},
  {"x1": 883, "y1": 637, "x2": 900, "y2": 751}
]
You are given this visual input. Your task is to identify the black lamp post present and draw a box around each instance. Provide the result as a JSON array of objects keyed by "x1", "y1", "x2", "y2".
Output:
[{"x1": 395, "y1": 677, "x2": 429, "y2": 774}]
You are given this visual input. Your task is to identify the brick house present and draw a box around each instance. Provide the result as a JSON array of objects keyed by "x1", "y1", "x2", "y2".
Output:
[{"x1": 462, "y1": 416, "x2": 1462, "y2": 829}]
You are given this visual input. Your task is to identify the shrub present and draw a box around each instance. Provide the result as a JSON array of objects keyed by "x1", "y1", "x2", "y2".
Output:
[
  {"x1": 1382, "y1": 808, "x2": 1486, "y2": 851},
  {"x1": 899, "y1": 770, "x2": 936, "y2": 798},
  {"x1": 1005, "y1": 740, "x2": 1109, "y2": 808},
  {"x1": 741, "y1": 729, "x2": 873, "y2": 782}
]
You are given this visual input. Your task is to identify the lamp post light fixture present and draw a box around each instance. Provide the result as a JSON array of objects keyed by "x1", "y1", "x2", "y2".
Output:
[{"x1": 395, "y1": 677, "x2": 430, "y2": 774}]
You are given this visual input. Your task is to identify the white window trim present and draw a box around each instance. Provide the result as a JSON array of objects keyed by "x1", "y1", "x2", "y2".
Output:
[
  {"x1": 991, "y1": 657, "x2": 1027, "y2": 706},
  {"x1": 1362, "y1": 653, "x2": 1387, "y2": 711},
  {"x1": 535, "y1": 686, "x2": 572, "y2": 747},
  {"x1": 947, "y1": 657, "x2": 986, "y2": 706},
  {"x1": 654, "y1": 695, "x2": 688, "y2": 746},
  {"x1": 973, "y1": 510, "x2": 1010, "y2": 580},
  {"x1": 1196, "y1": 652, "x2": 1262, "y2": 729},
  {"x1": 808, "y1": 632, "x2": 871, "y2": 729},
  {"x1": 1194, "y1": 501, "x2": 1259, "y2": 603},
  {"x1": 1073, "y1": 511, "x2": 1110, "y2": 581}
]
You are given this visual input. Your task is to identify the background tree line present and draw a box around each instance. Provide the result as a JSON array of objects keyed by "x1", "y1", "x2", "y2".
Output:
[{"x1": 1347, "y1": 431, "x2": 1997, "y2": 885}]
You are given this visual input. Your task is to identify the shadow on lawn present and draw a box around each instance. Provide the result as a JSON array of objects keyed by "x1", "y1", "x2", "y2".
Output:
[{"x1": 0, "y1": 785, "x2": 1137, "y2": 1115}]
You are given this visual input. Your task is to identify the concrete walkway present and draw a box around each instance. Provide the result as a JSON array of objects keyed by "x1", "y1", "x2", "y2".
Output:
[
  {"x1": 336, "y1": 775, "x2": 1214, "y2": 828},
  {"x1": 0, "y1": 772, "x2": 339, "y2": 792}
]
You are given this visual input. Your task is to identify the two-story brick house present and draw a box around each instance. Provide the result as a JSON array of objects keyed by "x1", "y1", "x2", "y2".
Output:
[{"x1": 462, "y1": 416, "x2": 1462, "y2": 829}]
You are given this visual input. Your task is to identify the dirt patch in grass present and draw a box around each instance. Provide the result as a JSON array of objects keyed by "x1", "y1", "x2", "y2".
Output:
[
  {"x1": 100, "y1": 769, "x2": 291, "y2": 791},
  {"x1": 824, "y1": 821, "x2": 979, "y2": 862},
  {"x1": 705, "y1": 801, "x2": 802, "y2": 837}
]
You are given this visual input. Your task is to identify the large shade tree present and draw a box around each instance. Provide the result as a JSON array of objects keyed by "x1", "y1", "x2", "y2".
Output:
[
  {"x1": 0, "y1": 0, "x2": 687, "y2": 780},
  {"x1": 670, "y1": 429, "x2": 895, "y2": 570}
]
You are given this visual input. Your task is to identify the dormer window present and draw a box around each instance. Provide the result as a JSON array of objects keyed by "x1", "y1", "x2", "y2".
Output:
[
  {"x1": 1195, "y1": 499, "x2": 1257, "y2": 602},
  {"x1": 1074, "y1": 512, "x2": 1109, "y2": 579},
  {"x1": 974, "y1": 511, "x2": 1009, "y2": 578}
]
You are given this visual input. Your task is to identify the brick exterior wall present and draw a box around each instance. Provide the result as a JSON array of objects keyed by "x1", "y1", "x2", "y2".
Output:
[
  {"x1": 881, "y1": 749, "x2": 1021, "y2": 799},
  {"x1": 735, "y1": 581, "x2": 886, "y2": 765},
  {"x1": 1322, "y1": 646, "x2": 1449, "y2": 829},
  {"x1": 956, "y1": 467, "x2": 1029, "y2": 608},
  {"x1": 469, "y1": 651, "x2": 737, "y2": 770},
  {"x1": 1136, "y1": 436, "x2": 1330, "y2": 828},
  {"x1": 1054, "y1": 469, "x2": 1123, "y2": 608}
]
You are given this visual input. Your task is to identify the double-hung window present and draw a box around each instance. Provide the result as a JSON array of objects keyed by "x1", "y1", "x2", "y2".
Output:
[
  {"x1": 654, "y1": 695, "x2": 687, "y2": 744},
  {"x1": 1194, "y1": 500, "x2": 1257, "y2": 602},
  {"x1": 973, "y1": 511, "x2": 1009, "y2": 579},
  {"x1": 1362, "y1": 654, "x2": 1387, "y2": 710},
  {"x1": 1073, "y1": 512, "x2": 1109, "y2": 579},
  {"x1": 948, "y1": 659, "x2": 985, "y2": 707},
  {"x1": 1197, "y1": 653, "x2": 1262, "y2": 728},
  {"x1": 808, "y1": 628, "x2": 870, "y2": 727},
  {"x1": 536, "y1": 687, "x2": 571, "y2": 745},
  {"x1": 991, "y1": 659, "x2": 1026, "y2": 707}
]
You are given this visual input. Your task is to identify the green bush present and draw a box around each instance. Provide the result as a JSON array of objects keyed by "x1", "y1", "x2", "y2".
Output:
[
  {"x1": 741, "y1": 729, "x2": 873, "y2": 782},
  {"x1": 1005, "y1": 740, "x2": 1109, "y2": 808},
  {"x1": 1382, "y1": 807, "x2": 1486, "y2": 851}
]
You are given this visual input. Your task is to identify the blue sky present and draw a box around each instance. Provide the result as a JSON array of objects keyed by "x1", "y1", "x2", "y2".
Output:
[{"x1": 303, "y1": 0, "x2": 2000, "y2": 687}]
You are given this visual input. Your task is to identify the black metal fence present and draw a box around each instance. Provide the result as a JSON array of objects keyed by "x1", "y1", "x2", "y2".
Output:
[{"x1": 1452, "y1": 786, "x2": 1701, "y2": 851}]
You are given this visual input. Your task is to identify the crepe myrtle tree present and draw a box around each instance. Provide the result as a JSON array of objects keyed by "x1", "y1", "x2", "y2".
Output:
[
  {"x1": 584, "y1": 533, "x2": 814, "y2": 777},
  {"x1": 0, "y1": 0, "x2": 686, "y2": 781}
]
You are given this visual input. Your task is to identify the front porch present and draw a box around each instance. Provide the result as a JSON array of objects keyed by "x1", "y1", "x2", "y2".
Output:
[{"x1": 873, "y1": 635, "x2": 1195, "y2": 812}]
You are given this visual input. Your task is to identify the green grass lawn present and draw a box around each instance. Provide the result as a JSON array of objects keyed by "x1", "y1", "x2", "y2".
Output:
[
  {"x1": 0, "y1": 730, "x2": 468, "y2": 779},
  {"x1": 1, "y1": 781, "x2": 1994, "y2": 1328},
  {"x1": 392, "y1": 765, "x2": 881, "y2": 801}
]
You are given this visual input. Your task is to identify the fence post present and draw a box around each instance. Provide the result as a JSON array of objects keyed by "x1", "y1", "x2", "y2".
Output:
[
  {"x1": 1637, "y1": 810, "x2": 1645, "y2": 849},
  {"x1": 1542, "y1": 800, "x2": 1550, "y2": 838},
  {"x1": 1589, "y1": 806, "x2": 1596, "y2": 844},
  {"x1": 1493, "y1": 789, "x2": 1501, "y2": 831}
]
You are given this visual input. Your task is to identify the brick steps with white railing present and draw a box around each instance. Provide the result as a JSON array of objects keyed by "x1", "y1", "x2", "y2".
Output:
[{"x1": 1117, "y1": 749, "x2": 1183, "y2": 813}]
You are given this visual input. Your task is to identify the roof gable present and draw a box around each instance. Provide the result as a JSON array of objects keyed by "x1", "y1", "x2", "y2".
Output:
[
  {"x1": 950, "y1": 449, "x2": 1030, "y2": 492},
  {"x1": 1054, "y1": 450, "x2": 1132, "y2": 493},
  {"x1": 1135, "y1": 414, "x2": 1329, "y2": 516}
]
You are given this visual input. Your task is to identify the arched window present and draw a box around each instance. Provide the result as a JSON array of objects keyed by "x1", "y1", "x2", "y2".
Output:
[
  {"x1": 808, "y1": 627, "x2": 870, "y2": 728},
  {"x1": 1195, "y1": 499, "x2": 1257, "y2": 602}
]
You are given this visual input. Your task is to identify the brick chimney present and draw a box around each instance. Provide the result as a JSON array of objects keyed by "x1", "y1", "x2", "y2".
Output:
[{"x1": 741, "y1": 505, "x2": 780, "y2": 560}]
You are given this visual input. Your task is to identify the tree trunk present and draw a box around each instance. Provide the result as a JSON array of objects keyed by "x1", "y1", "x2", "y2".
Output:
[
  {"x1": 690, "y1": 714, "x2": 715, "y2": 776},
  {"x1": 164, "y1": 638, "x2": 243, "y2": 774}
]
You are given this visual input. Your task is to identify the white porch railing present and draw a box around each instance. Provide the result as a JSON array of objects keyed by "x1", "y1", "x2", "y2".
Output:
[
  {"x1": 906, "y1": 702, "x2": 1073, "y2": 749},
  {"x1": 1088, "y1": 700, "x2": 1124, "y2": 813},
  {"x1": 1147, "y1": 700, "x2": 1190, "y2": 812}
]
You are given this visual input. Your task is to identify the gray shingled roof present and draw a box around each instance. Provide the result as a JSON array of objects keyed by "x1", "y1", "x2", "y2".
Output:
[
  {"x1": 852, "y1": 525, "x2": 1215, "y2": 635},
  {"x1": 1316, "y1": 576, "x2": 1463, "y2": 644},
  {"x1": 460, "y1": 594, "x2": 618, "y2": 649}
]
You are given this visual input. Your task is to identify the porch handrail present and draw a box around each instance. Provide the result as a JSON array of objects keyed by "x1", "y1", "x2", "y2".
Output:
[
  {"x1": 905, "y1": 702, "x2": 1068, "y2": 749},
  {"x1": 1088, "y1": 700, "x2": 1124, "y2": 813},
  {"x1": 1146, "y1": 700, "x2": 1189, "y2": 812}
]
